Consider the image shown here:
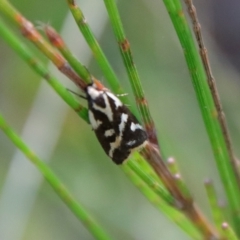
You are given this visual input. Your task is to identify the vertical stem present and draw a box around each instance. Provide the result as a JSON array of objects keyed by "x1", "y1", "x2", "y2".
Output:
[
  {"x1": 184, "y1": 0, "x2": 240, "y2": 187},
  {"x1": 162, "y1": 0, "x2": 240, "y2": 233},
  {"x1": 142, "y1": 143, "x2": 218, "y2": 239},
  {"x1": 103, "y1": 0, "x2": 159, "y2": 147}
]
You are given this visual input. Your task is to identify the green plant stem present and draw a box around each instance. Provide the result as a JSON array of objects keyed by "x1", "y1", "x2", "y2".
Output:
[
  {"x1": 221, "y1": 222, "x2": 239, "y2": 240},
  {"x1": 183, "y1": 0, "x2": 239, "y2": 186},
  {"x1": 204, "y1": 179, "x2": 226, "y2": 237},
  {"x1": 0, "y1": 113, "x2": 112, "y2": 240},
  {"x1": 167, "y1": 158, "x2": 192, "y2": 200},
  {"x1": 44, "y1": 25, "x2": 92, "y2": 84},
  {"x1": 126, "y1": 158, "x2": 175, "y2": 206},
  {"x1": 102, "y1": 0, "x2": 159, "y2": 146},
  {"x1": 162, "y1": 0, "x2": 240, "y2": 233},
  {"x1": 0, "y1": 0, "x2": 88, "y2": 90},
  {"x1": 122, "y1": 161, "x2": 203, "y2": 240},
  {"x1": 66, "y1": 1, "x2": 133, "y2": 105},
  {"x1": 66, "y1": 0, "x2": 117, "y2": 84},
  {"x1": 0, "y1": 17, "x2": 88, "y2": 122}
]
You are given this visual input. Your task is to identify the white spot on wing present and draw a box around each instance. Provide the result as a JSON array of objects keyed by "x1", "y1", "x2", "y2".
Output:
[
  {"x1": 119, "y1": 113, "x2": 128, "y2": 135},
  {"x1": 108, "y1": 113, "x2": 128, "y2": 158},
  {"x1": 104, "y1": 129, "x2": 115, "y2": 137},
  {"x1": 92, "y1": 93, "x2": 113, "y2": 121},
  {"x1": 106, "y1": 92, "x2": 123, "y2": 108},
  {"x1": 127, "y1": 140, "x2": 136, "y2": 146},
  {"x1": 108, "y1": 136, "x2": 122, "y2": 158},
  {"x1": 129, "y1": 140, "x2": 148, "y2": 155},
  {"x1": 130, "y1": 122, "x2": 143, "y2": 131},
  {"x1": 89, "y1": 110, "x2": 102, "y2": 130}
]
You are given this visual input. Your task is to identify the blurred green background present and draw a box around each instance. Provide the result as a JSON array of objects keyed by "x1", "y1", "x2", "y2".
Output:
[{"x1": 0, "y1": 0, "x2": 240, "y2": 239}]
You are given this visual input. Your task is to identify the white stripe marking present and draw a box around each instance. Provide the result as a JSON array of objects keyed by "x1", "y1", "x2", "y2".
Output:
[
  {"x1": 119, "y1": 113, "x2": 128, "y2": 135},
  {"x1": 104, "y1": 129, "x2": 115, "y2": 137},
  {"x1": 92, "y1": 93, "x2": 113, "y2": 121},
  {"x1": 106, "y1": 92, "x2": 123, "y2": 108},
  {"x1": 130, "y1": 122, "x2": 142, "y2": 131},
  {"x1": 108, "y1": 136, "x2": 122, "y2": 158},
  {"x1": 108, "y1": 113, "x2": 128, "y2": 158},
  {"x1": 127, "y1": 140, "x2": 136, "y2": 146},
  {"x1": 89, "y1": 110, "x2": 102, "y2": 130}
]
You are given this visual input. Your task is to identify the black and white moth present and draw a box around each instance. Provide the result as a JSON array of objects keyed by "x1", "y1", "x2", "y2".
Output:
[{"x1": 85, "y1": 80, "x2": 148, "y2": 165}]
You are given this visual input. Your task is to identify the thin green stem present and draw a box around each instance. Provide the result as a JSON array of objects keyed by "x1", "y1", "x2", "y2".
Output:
[
  {"x1": 0, "y1": 0, "x2": 87, "y2": 90},
  {"x1": 204, "y1": 179, "x2": 226, "y2": 237},
  {"x1": 0, "y1": 113, "x2": 112, "y2": 240},
  {"x1": 66, "y1": 1, "x2": 133, "y2": 105},
  {"x1": 122, "y1": 160, "x2": 203, "y2": 240},
  {"x1": 142, "y1": 144, "x2": 217, "y2": 239},
  {"x1": 44, "y1": 25, "x2": 92, "y2": 84},
  {"x1": 102, "y1": 0, "x2": 158, "y2": 146},
  {"x1": 0, "y1": 18, "x2": 88, "y2": 122},
  {"x1": 184, "y1": 0, "x2": 240, "y2": 186},
  {"x1": 162, "y1": 0, "x2": 240, "y2": 233},
  {"x1": 167, "y1": 157, "x2": 192, "y2": 199},
  {"x1": 221, "y1": 223, "x2": 238, "y2": 240},
  {"x1": 125, "y1": 158, "x2": 175, "y2": 206}
]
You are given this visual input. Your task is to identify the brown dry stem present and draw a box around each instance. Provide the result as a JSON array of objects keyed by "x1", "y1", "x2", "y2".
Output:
[{"x1": 184, "y1": 0, "x2": 240, "y2": 186}]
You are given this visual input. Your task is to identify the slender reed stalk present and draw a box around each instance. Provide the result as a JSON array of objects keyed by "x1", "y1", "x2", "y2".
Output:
[
  {"x1": 0, "y1": 0, "x2": 87, "y2": 89},
  {"x1": 66, "y1": 0, "x2": 135, "y2": 111},
  {"x1": 143, "y1": 143, "x2": 218, "y2": 239},
  {"x1": 102, "y1": 0, "x2": 159, "y2": 147},
  {"x1": 126, "y1": 158, "x2": 175, "y2": 206},
  {"x1": 204, "y1": 179, "x2": 227, "y2": 237},
  {"x1": 162, "y1": 0, "x2": 240, "y2": 233},
  {"x1": 44, "y1": 25, "x2": 92, "y2": 84},
  {"x1": 183, "y1": 0, "x2": 240, "y2": 187},
  {"x1": 167, "y1": 157, "x2": 191, "y2": 199},
  {"x1": 0, "y1": 113, "x2": 112, "y2": 240},
  {"x1": 0, "y1": 18, "x2": 88, "y2": 121},
  {"x1": 221, "y1": 223, "x2": 238, "y2": 240},
  {"x1": 122, "y1": 162, "x2": 203, "y2": 239}
]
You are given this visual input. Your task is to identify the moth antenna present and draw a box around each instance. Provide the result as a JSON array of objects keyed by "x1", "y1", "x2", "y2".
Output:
[
  {"x1": 67, "y1": 88, "x2": 87, "y2": 99},
  {"x1": 116, "y1": 93, "x2": 128, "y2": 97}
]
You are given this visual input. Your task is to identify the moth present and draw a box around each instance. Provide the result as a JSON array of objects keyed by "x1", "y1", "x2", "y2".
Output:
[
  {"x1": 43, "y1": 25, "x2": 147, "y2": 164},
  {"x1": 84, "y1": 80, "x2": 148, "y2": 164}
]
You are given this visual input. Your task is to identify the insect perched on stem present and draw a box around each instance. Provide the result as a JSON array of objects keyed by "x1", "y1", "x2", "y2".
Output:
[
  {"x1": 84, "y1": 79, "x2": 148, "y2": 164},
  {"x1": 43, "y1": 25, "x2": 147, "y2": 164}
]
